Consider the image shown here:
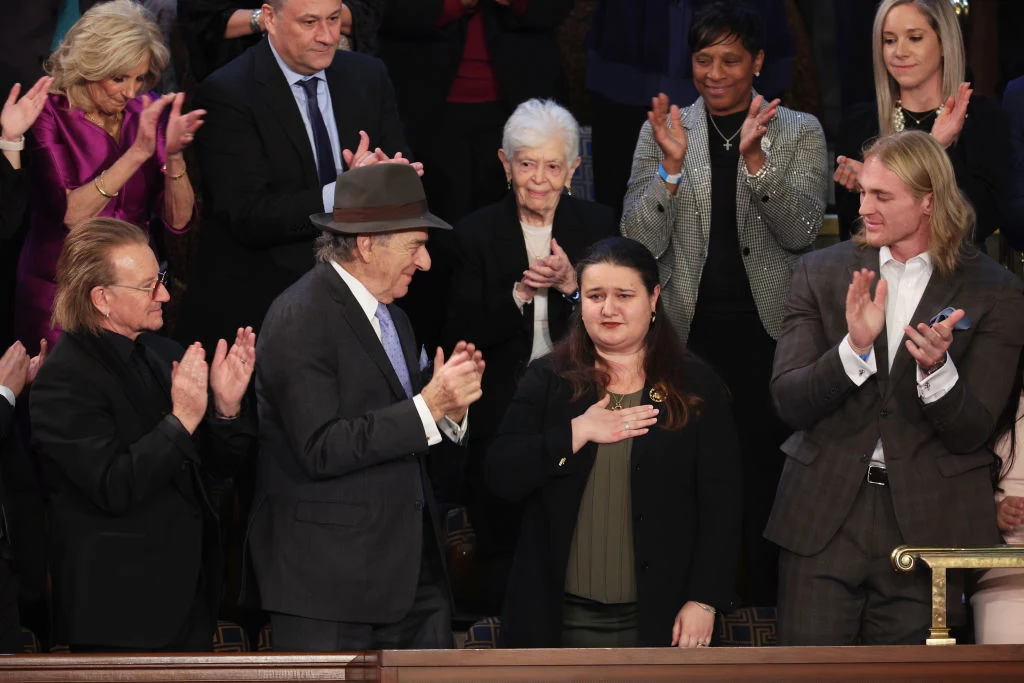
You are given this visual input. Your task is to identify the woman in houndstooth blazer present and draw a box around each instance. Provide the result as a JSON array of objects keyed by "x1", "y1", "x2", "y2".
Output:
[{"x1": 620, "y1": 1, "x2": 828, "y2": 606}]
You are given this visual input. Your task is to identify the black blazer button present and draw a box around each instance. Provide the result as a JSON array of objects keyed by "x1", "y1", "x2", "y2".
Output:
[
  {"x1": 742, "y1": 247, "x2": 751, "y2": 256},
  {"x1": 641, "y1": 560, "x2": 649, "y2": 571},
  {"x1": 634, "y1": 463, "x2": 641, "y2": 472},
  {"x1": 657, "y1": 204, "x2": 665, "y2": 213},
  {"x1": 880, "y1": 408, "x2": 889, "y2": 418},
  {"x1": 414, "y1": 500, "x2": 423, "y2": 511}
]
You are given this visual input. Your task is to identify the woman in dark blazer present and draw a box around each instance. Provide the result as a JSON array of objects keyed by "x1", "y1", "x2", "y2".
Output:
[
  {"x1": 443, "y1": 99, "x2": 616, "y2": 614},
  {"x1": 487, "y1": 237, "x2": 741, "y2": 648},
  {"x1": 30, "y1": 218, "x2": 255, "y2": 651}
]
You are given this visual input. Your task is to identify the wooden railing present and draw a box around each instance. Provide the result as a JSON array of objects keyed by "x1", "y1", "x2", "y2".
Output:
[{"x1": 891, "y1": 545, "x2": 1024, "y2": 645}]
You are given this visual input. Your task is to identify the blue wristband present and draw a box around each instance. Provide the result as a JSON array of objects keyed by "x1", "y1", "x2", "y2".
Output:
[{"x1": 658, "y1": 163, "x2": 682, "y2": 186}]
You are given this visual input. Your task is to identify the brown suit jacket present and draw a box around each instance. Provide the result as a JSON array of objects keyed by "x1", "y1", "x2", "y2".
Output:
[{"x1": 767, "y1": 240, "x2": 1024, "y2": 556}]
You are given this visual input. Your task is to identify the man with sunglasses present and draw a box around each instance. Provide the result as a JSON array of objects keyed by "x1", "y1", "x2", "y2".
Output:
[{"x1": 29, "y1": 218, "x2": 257, "y2": 652}]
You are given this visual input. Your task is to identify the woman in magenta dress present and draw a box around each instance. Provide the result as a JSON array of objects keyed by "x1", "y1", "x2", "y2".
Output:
[{"x1": 15, "y1": 0, "x2": 204, "y2": 352}]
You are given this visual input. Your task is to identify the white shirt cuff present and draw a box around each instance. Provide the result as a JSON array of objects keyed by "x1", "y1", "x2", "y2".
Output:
[
  {"x1": 0, "y1": 385, "x2": 13, "y2": 408},
  {"x1": 512, "y1": 282, "x2": 531, "y2": 313},
  {"x1": 839, "y1": 335, "x2": 877, "y2": 386},
  {"x1": 412, "y1": 395, "x2": 469, "y2": 446},
  {"x1": 916, "y1": 354, "x2": 958, "y2": 403},
  {"x1": 439, "y1": 411, "x2": 468, "y2": 444},
  {"x1": 321, "y1": 181, "x2": 337, "y2": 212}
]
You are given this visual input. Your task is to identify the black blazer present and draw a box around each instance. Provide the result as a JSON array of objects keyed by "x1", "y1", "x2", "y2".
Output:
[
  {"x1": 177, "y1": 39, "x2": 409, "y2": 352},
  {"x1": 30, "y1": 331, "x2": 253, "y2": 648},
  {"x1": 378, "y1": 0, "x2": 573, "y2": 143},
  {"x1": 251, "y1": 262, "x2": 448, "y2": 624},
  {"x1": 487, "y1": 355, "x2": 742, "y2": 648},
  {"x1": 443, "y1": 193, "x2": 617, "y2": 438}
]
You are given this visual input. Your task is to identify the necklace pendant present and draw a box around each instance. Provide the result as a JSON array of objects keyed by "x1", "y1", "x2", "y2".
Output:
[{"x1": 723, "y1": 140, "x2": 732, "y2": 151}]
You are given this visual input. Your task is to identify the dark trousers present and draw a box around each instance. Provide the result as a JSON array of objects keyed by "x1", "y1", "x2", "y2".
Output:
[
  {"x1": 270, "y1": 527, "x2": 452, "y2": 651},
  {"x1": 0, "y1": 556, "x2": 20, "y2": 654},
  {"x1": 688, "y1": 308, "x2": 787, "y2": 606},
  {"x1": 776, "y1": 480, "x2": 931, "y2": 646},
  {"x1": 589, "y1": 91, "x2": 649, "y2": 222}
]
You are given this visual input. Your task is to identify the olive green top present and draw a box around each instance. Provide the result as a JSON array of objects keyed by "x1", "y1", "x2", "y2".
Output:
[{"x1": 564, "y1": 389, "x2": 643, "y2": 604}]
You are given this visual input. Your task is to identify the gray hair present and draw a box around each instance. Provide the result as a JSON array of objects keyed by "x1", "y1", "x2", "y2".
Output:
[
  {"x1": 314, "y1": 231, "x2": 391, "y2": 264},
  {"x1": 501, "y1": 99, "x2": 580, "y2": 165}
]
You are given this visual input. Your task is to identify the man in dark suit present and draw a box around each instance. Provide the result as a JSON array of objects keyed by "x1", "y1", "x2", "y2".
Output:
[
  {"x1": 177, "y1": 0, "x2": 411, "y2": 352},
  {"x1": 30, "y1": 218, "x2": 256, "y2": 651},
  {"x1": 768, "y1": 130, "x2": 1024, "y2": 646},
  {"x1": 251, "y1": 164, "x2": 484, "y2": 650}
]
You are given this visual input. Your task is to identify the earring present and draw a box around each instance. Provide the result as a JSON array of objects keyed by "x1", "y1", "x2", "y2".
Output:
[
  {"x1": 650, "y1": 311, "x2": 657, "y2": 324},
  {"x1": 566, "y1": 185, "x2": 573, "y2": 197},
  {"x1": 755, "y1": 71, "x2": 761, "y2": 77},
  {"x1": 506, "y1": 178, "x2": 511, "y2": 190}
]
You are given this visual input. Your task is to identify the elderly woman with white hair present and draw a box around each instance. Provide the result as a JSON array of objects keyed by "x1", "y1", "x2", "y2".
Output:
[{"x1": 443, "y1": 98, "x2": 617, "y2": 614}]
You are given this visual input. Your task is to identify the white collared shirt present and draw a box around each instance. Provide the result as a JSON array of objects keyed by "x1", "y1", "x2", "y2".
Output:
[
  {"x1": 330, "y1": 261, "x2": 467, "y2": 446},
  {"x1": 268, "y1": 40, "x2": 343, "y2": 212},
  {"x1": 839, "y1": 246, "x2": 958, "y2": 467},
  {"x1": 0, "y1": 386, "x2": 13, "y2": 408}
]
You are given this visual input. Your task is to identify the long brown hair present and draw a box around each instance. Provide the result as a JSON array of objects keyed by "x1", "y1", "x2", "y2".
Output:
[{"x1": 550, "y1": 237, "x2": 703, "y2": 430}]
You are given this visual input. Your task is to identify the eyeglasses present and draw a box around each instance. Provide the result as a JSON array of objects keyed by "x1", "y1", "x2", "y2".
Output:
[{"x1": 108, "y1": 270, "x2": 169, "y2": 300}]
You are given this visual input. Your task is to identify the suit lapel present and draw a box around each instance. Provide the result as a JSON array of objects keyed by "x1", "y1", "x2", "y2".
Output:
[
  {"x1": 681, "y1": 100, "x2": 712, "y2": 246},
  {"x1": 319, "y1": 264, "x2": 409, "y2": 401},
  {"x1": 254, "y1": 41, "x2": 318, "y2": 186}
]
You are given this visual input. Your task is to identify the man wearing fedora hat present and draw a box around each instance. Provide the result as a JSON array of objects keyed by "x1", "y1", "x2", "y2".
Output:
[{"x1": 249, "y1": 164, "x2": 483, "y2": 650}]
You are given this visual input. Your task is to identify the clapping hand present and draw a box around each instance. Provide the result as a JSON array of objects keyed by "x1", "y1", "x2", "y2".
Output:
[
  {"x1": 171, "y1": 342, "x2": 209, "y2": 433},
  {"x1": 210, "y1": 326, "x2": 256, "y2": 419},
  {"x1": 834, "y1": 156, "x2": 863, "y2": 193},
  {"x1": 997, "y1": 496, "x2": 1024, "y2": 534},
  {"x1": 904, "y1": 309, "x2": 963, "y2": 374},
  {"x1": 845, "y1": 268, "x2": 887, "y2": 354},
  {"x1": 165, "y1": 92, "x2": 205, "y2": 155},
  {"x1": 421, "y1": 342, "x2": 484, "y2": 424},
  {"x1": 522, "y1": 238, "x2": 577, "y2": 295},
  {"x1": 648, "y1": 93, "x2": 687, "y2": 175},
  {"x1": 0, "y1": 342, "x2": 30, "y2": 399},
  {"x1": 342, "y1": 130, "x2": 424, "y2": 176},
  {"x1": 1, "y1": 76, "x2": 52, "y2": 142},
  {"x1": 738, "y1": 95, "x2": 779, "y2": 172},
  {"x1": 931, "y1": 82, "x2": 972, "y2": 149},
  {"x1": 570, "y1": 394, "x2": 659, "y2": 453}
]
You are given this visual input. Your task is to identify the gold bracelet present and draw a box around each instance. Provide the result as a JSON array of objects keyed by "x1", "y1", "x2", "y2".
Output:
[
  {"x1": 94, "y1": 170, "x2": 118, "y2": 198},
  {"x1": 161, "y1": 162, "x2": 186, "y2": 180},
  {"x1": 694, "y1": 601, "x2": 716, "y2": 614}
]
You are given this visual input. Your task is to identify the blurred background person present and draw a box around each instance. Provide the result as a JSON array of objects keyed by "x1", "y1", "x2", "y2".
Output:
[
  {"x1": 30, "y1": 217, "x2": 255, "y2": 652},
  {"x1": 971, "y1": 357, "x2": 1024, "y2": 645},
  {"x1": 586, "y1": 0, "x2": 795, "y2": 221},
  {"x1": 1001, "y1": 74, "x2": 1024, "y2": 250},
  {"x1": 15, "y1": 0, "x2": 203, "y2": 354},
  {"x1": 620, "y1": 0, "x2": 828, "y2": 607},
  {"x1": 1, "y1": 78, "x2": 53, "y2": 242},
  {"x1": 443, "y1": 98, "x2": 616, "y2": 614},
  {"x1": 378, "y1": 0, "x2": 574, "y2": 354},
  {"x1": 487, "y1": 237, "x2": 741, "y2": 648},
  {"x1": 834, "y1": 0, "x2": 1008, "y2": 243}
]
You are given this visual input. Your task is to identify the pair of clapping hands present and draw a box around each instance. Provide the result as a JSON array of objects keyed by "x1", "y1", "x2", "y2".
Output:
[
  {"x1": 420, "y1": 342, "x2": 485, "y2": 424},
  {"x1": 835, "y1": 82, "x2": 973, "y2": 193},
  {"x1": 0, "y1": 340, "x2": 47, "y2": 400},
  {"x1": 516, "y1": 238, "x2": 577, "y2": 301},
  {"x1": 342, "y1": 130, "x2": 423, "y2": 176},
  {"x1": 171, "y1": 328, "x2": 255, "y2": 433}
]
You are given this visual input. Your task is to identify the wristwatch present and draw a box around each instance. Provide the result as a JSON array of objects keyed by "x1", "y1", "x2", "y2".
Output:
[
  {"x1": 563, "y1": 288, "x2": 581, "y2": 304},
  {"x1": 658, "y1": 162, "x2": 682, "y2": 186},
  {"x1": 250, "y1": 8, "x2": 264, "y2": 34}
]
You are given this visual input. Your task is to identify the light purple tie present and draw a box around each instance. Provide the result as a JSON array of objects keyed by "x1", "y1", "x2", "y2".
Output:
[{"x1": 376, "y1": 302, "x2": 413, "y2": 398}]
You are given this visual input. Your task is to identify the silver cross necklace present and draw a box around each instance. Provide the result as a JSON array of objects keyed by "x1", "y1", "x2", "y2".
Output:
[{"x1": 708, "y1": 115, "x2": 742, "y2": 151}]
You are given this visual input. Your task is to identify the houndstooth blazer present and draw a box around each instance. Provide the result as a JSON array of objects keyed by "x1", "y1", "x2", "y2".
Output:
[{"x1": 620, "y1": 95, "x2": 829, "y2": 344}]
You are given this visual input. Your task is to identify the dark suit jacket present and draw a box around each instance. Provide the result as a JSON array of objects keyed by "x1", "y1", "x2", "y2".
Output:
[
  {"x1": 30, "y1": 330, "x2": 253, "y2": 648},
  {"x1": 486, "y1": 355, "x2": 742, "y2": 648},
  {"x1": 443, "y1": 193, "x2": 617, "y2": 438},
  {"x1": 767, "y1": 241, "x2": 1024, "y2": 557},
  {"x1": 251, "y1": 262, "x2": 447, "y2": 624},
  {"x1": 177, "y1": 39, "x2": 409, "y2": 352}
]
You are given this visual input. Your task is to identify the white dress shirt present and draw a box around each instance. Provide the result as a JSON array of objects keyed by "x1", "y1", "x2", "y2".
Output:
[
  {"x1": 838, "y1": 247, "x2": 959, "y2": 467},
  {"x1": 268, "y1": 41, "x2": 343, "y2": 212},
  {"x1": 0, "y1": 386, "x2": 13, "y2": 408},
  {"x1": 330, "y1": 261, "x2": 467, "y2": 446}
]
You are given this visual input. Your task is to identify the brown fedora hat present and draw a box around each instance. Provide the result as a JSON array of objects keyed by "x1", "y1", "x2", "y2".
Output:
[{"x1": 310, "y1": 164, "x2": 452, "y2": 234}]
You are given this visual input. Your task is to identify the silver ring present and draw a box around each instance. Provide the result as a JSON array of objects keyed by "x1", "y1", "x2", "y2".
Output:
[
  {"x1": 184, "y1": 132, "x2": 195, "y2": 140},
  {"x1": 624, "y1": 422, "x2": 630, "y2": 430}
]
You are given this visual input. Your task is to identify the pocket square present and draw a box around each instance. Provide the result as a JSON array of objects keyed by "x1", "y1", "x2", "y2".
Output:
[{"x1": 929, "y1": 306, "x2": 972, "y2": 330}]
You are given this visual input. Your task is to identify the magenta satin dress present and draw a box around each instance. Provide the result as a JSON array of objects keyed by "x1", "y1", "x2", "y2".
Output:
[{"x1": 14, "y1": 92, "x2": 194, "y2": 352}]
